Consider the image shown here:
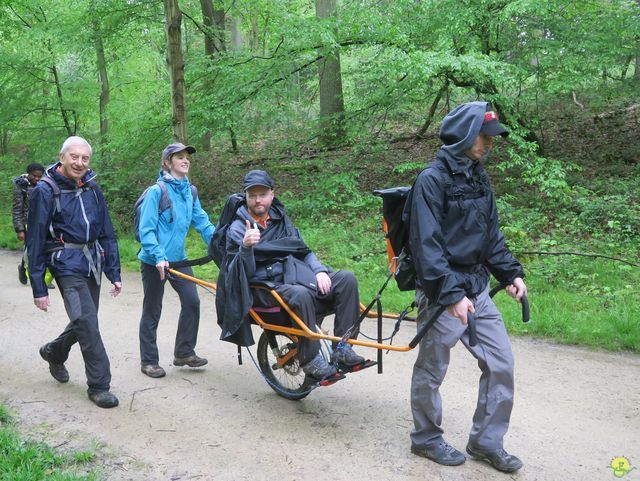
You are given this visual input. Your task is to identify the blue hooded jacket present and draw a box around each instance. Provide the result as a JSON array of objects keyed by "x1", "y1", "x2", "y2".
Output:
[
  {"x1": 137, "y1": 171, "x2": 214, "y2": 265},
  {"x1": 408, "y1": 101, "x2": 524, "y2": 306},
  {"x1": 26, "y1": 162, "x2": 121, "y2": 298}
]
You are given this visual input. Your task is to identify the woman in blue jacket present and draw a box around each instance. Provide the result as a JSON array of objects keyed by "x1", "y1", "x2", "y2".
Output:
[{"x1": 137, "y1": 142, "x2": 215, "y2": 378}]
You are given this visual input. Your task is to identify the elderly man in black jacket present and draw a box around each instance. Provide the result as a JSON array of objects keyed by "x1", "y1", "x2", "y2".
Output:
[
  {"x1": 408, "y1": 102, "x2": 527, "y2": 473},
  {"x1": 220, "y1": 170, "x2": 365, "y2": 381}
]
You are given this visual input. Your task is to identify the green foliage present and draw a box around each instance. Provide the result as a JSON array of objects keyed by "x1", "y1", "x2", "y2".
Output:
[{"x1": 0, "y1": 0, "x2": 638, "y2": 356}]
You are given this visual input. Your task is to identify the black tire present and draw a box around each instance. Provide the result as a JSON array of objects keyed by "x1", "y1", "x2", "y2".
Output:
[{"x1": 257, "y1": 331, "x2": 312, "y2": 400}]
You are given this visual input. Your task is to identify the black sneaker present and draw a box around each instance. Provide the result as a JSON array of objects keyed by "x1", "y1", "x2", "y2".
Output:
[
  {"x1": 411, "y1": 441, "x2": 466, "y2": 466},
  {"x1": 39, "y1": 345, "x2": 69, "y2": 383},
  {"x1": 466, "y1": 444, "x2": 523, "y2": 472},
  {"x1": 302, "y1": 353, "x2": 337, "y2": 380},
  {"x1": 332, "y1": 344, "x2": 365, "y2": 367},
  {"x1": 173, "y1": 354, "x2": 208, "y2": 367},
  {"x1": 88, "y1": 391, "x2": 119, "y2": 408},
  {"x1": 18, "y1": 264, "x2": 28, "y2": 285}
]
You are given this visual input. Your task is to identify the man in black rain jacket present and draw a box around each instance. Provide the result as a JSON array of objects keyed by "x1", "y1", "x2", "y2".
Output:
[
  {"x1": 218, "y1": 170, "x2": 365, "y2": 381},
  {"x1": 408, "y1": 102, "x2": 527, "y2": 473}
]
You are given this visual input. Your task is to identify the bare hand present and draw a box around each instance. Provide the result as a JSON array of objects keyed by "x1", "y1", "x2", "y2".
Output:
[
  {"x1": 34, "y1": 296, "x2": 49, "y2": 312},
  {"x1": 316, "y1": 272, "x2": 332, "y2": 295},
  {"x1": 110, "y1": 281, "x2": 122, "y2": 298},
  {"x1": 17, "y1": 231, "x2": 25, "y2": 242},
  {"x1": 156, "y1": 260, "x2": 169, "y2": 280},
  {"x1": 506, "y1": 277, "x2": 527, "y2": 301},
  {"x1": 446, "y1": 296, "x2": 475, "y2": 325},
  {"x1": 243, "y1": 220, "x2": 261, "y2": 247}
]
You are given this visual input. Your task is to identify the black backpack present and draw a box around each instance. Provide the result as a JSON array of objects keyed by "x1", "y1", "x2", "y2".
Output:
[
  {"x1": 373, "y1": 185, "x2": 416, "y2": 291},
  {"x1": 208, "y1": 192, "x2": 246, "y2": 268},
  {"x1": 374, "y1": 159, "x2": 490, "y2": 291},
  {"x1": 134, "y1": 181, "x2": 197, "y2": 242}
]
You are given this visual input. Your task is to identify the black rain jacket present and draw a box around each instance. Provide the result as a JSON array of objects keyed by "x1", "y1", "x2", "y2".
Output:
[
  {"x1": 216, "y1": 200, "x2": 327, "y2": 346},
  {"x1": 408, "y1": 101, "x2": 524, "y2": 306}
]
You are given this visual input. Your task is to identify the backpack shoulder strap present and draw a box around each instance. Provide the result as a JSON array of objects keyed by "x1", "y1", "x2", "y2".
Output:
[
  {"x1": 40, "y1": 175, "x2": 62, "y2": 213},
  {"x1": 156, "y1": 181, "x2": 174, "y2": 222}
]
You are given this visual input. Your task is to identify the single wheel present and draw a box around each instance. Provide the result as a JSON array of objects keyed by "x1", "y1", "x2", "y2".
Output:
[{"x1": 257, "y1": 331, "x2": 312, "y2": 400}]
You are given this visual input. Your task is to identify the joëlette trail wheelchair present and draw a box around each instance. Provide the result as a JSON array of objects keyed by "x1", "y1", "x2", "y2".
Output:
[{"x1": 166, "y1": 187, "x2": 529, "y2": 400}]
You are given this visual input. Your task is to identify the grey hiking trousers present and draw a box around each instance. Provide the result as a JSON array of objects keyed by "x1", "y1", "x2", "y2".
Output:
[{"x1": 410, "y1": 284, "x2": 515, "y2": 451}]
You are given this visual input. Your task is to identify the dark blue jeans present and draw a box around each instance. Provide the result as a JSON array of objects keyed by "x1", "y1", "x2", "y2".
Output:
[
  {"x1": 45, "y1": 274, "x2": 111, "y2": 393},
  {"x1": 139, "y1": 262, "x2": 201, "y2": 365}
]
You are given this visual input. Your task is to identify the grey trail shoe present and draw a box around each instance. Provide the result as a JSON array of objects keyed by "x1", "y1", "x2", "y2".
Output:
[
  {"x1": 466, "y1": 444, "x2": 523, "y2": 472},
  {"x1": 411, "y1": 441, "x2": 466, "y2": 466},
  {"x1": 39, "y1": 345, "x2": 69, "y2": 383},
  {"x1": 302, "y1": 353, "x2": 337, "y2": 380}
]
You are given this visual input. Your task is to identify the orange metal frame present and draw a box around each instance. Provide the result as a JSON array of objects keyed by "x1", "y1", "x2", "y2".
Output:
[{"x1": 167, "y1": 268, "x2": 413, "y2": 352}]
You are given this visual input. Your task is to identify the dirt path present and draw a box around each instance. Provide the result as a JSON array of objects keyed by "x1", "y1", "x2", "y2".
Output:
[{"x1": 0, "y1": 249, "x2": 638, "y2": 481}]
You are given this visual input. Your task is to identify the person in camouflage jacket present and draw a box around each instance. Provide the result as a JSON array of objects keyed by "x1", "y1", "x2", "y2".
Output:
[{"x1": 12, "y1": 162, "x2": 44, "y2": 284}]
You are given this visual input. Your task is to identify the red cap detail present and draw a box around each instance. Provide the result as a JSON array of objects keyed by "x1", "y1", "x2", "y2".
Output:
[{"x1": 484, "y1": 111, "x2": 498, "y2": 122}]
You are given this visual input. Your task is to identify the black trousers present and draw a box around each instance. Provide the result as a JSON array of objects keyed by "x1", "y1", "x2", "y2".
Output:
[
  {"x1": 253, "y1": 270, "x2": 360, "y2": 365},
  {"x1": 139, "y1": 262, "x2": 201, "y2": 365},
  {"x1": 45, "y1": 275, "x2": 111, "y2": 393}
]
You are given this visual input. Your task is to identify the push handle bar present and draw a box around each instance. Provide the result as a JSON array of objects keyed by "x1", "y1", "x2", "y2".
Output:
[{"x1": 488, "y1": 284, "x2": 530, "y2": 323}]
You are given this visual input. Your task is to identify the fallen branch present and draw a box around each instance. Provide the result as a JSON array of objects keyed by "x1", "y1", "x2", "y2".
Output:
[{"x1": 516, "y1": 251, "x2": 639, "y2": 267}]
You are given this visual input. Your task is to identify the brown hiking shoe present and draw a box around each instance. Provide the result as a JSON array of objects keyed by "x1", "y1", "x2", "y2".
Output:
[
  {"x1": 141, "y1": 364, "x2": 166, "y2": 378},
  {"x1": 173, "y1": 355, "x2": 208, "y2": 367},
  {"x1": 39, "y1": 345, "x2": 69, "y2": 383}
]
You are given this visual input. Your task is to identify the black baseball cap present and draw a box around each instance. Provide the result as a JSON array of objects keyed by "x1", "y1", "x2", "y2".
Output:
[
  {"x1": 480, "y1": 110, "x2": 509, "y2": 137},
  {"x1": 162, "y1": 142, "x2": 196, "y2": 161},
  {"x1": 243, "y1": 170, "x2": 274, "y2": 191}
]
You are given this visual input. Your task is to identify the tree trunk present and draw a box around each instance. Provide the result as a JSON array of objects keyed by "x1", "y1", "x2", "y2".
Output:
[
  {"x1": 0, "y1": 128, "x2": 7, "y2": 155},
  {"x1": 315, "y1": 0, "x2": 345, "y2": 146},
  {"x1": 635, "y1": 1, "x2": 640, "y2": 81},
  {"x1": 200, "y1": 0, "x2": 216, "y2": 151},
  {"x1": 163, "y1": 0, "x2": 188, "y2": 143},
  {"x1": 200, "y1": 0, "x2": 238, "y2": 152},
  {"x1": 93, "y1": 15, "x2": 110, "y2": 156},
  {"x1": 51, "y1": 62, "x2": 73, "y2": 137},
  {"x1": 229, "y1": 17, "x2": 243, "y2": 50}
]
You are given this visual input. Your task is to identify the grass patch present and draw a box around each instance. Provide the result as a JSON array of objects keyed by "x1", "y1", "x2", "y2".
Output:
[{"x1": 0, "y1": 405, "x2": 99, "y2": 481}]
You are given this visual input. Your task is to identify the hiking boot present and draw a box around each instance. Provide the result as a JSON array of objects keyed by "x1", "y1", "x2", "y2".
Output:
[
  {"x1": 302, "y1": 353, "x2": 337, "y2": 381},
  {"x1": 18, "y1": 264, "x2": 28, "y2": 285},
  {"x1": 332, "y1": 344, "x2": 365, "y2": 367},
  {"x1": 88, "y1": 391, "x2": 119, "y2": 409},
  {"x1": 141, "y1": 364, "x2": 166, "y2": 378},
  {"x1": 466, "y1": 444, "x2": 523, "y2": 473},
  {"x1": 411, "y1": 441, "x2": 466, "y2": 466},
  {"x1": 173, "y1": 354, "x2": 208, "y2": 367},
  {"x1": 39, "y1": 345, "x2": 69, "y2": 383}
]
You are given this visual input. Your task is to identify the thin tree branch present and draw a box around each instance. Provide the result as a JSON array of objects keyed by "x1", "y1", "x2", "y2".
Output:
[{"x1": 516, "y1": 251, "x2": 639, "y2": 267}]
